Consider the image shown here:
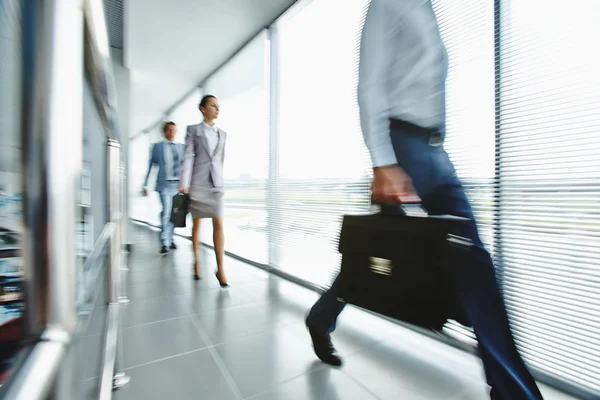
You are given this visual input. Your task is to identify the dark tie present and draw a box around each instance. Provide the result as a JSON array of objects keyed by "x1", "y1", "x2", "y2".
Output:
[{"x1": 171, "y1": 143, "x2": 179, "y2": 178}]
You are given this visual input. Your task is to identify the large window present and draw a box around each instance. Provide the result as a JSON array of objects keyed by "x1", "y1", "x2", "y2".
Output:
[
  {"x1": 129, "y1": 0, "x2": 600, "y2": 394},
  {"x1": 274, "y1": 0, "x2": 371, "y2": 285},
  {"x1": 203, "y1": 31, "x2": 270, "y2": 263},
  {"x1": 433, "y1": 0, "x2": 496, "y2": 251},
  {"x1": 431, "y1": 0, "x2": 496, "y2": 342},
  {"x1": 269, "y1": 0, "x2": 599, "y2": 395},
  {"x1": 496, "y1": 0, "x2": 600, "y2": 393}
]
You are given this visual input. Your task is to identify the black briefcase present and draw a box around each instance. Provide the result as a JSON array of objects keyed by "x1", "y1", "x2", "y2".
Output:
[
  {"x1": 336, "y1": 204, "x2": 472, "y2": 331},
  {"x1": 170, "y1": 193, "x2": 190, "y2": 228}
]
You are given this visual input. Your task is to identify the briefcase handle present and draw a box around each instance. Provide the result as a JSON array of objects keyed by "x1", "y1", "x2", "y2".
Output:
[{"x1": 376, "y1": 201, "x2": 429, "y2": 217}]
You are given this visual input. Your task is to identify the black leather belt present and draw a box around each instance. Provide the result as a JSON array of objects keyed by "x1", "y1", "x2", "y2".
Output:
[{"x1": 389, "y1": 118, "x2": 444, "y2": 147}]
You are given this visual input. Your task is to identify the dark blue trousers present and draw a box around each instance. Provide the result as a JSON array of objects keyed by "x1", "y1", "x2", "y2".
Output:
[{"x1": 307, "y1": 123, "x2": 544, "y2": 400}]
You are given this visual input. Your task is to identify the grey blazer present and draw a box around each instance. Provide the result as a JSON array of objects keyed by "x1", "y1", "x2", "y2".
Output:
[{"x1": 180, "y1": 123, "x2": 226, "y2": 197}]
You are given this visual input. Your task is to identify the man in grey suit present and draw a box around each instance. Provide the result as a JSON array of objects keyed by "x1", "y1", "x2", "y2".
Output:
[{"x1": 143, "y1": 121, "x2": 184, "y2": 254}]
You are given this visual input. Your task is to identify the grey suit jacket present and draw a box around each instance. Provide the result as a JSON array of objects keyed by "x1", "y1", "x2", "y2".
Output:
[
  {"x1": 180, "y1": 123, "x2": 226, "y2": 198},
  {"x1": 143, "y1": 141, "x2": 184, "y2": 192}
]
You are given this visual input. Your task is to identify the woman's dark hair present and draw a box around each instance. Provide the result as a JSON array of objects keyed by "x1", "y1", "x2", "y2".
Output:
[
  {"x1": 162, "y1": 121, "x2": 176, "y2": 132},
  {"x1": 199, "y1": 94, "x2": 216, "y2": 109}
]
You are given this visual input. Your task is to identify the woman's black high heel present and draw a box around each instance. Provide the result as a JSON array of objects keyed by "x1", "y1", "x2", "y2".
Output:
[
  {"x1": 193, "y1": 261, "x2": 201, "y2": 280},
  {"x1": 215, "y1": 272, "x2": 229, "y2": 288}
]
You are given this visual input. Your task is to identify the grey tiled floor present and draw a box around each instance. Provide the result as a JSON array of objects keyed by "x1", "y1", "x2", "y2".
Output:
[{"x1": 110, "y1": 224, "x2": 576, "y2": 400}]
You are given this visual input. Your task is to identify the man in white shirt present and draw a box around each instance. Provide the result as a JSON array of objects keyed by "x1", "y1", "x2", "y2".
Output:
[
  {"x1": 143, "y1": 121, "x2": 184, "y2": 254},
  {"x1": 305, "y1": 2, "x2": 543, "y2": 399}
]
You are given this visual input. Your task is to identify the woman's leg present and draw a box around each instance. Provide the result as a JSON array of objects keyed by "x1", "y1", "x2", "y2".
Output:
[
  {"x1": 212, "y1": 217, "x2": 226, "y2": 283},
  {"x1": 191, "y1": 217, "x2": 201, "y2": 276}
]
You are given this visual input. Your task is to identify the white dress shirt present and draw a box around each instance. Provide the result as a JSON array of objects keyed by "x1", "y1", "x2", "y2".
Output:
[
  {"x1": 203, "y1": 122, "x2": 220, "y2": 155},
  {"x1": 357, "y1": 0, "x2": 448, "y2": 167},
  {"x1": 163, "y1": 140, "x2": 181, "y2": 181}
]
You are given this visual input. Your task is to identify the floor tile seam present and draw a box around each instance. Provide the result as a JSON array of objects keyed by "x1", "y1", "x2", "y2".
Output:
[
  {"x1": 207, "y1": 319, "x2": 308, "y2": 350},
  {"x1": 125, "y1": 290, "x2": 186, "y2": 302},
  {"x1": 122, "y1": 314, "x2": 193, "y2": 331},
  {"x1": 123, "y1": 293, "x2": 189, "y2": 305},
  {"x1": 176, "y1": 276, "x2": 245, "y2": 400},
  {"x1": 121, "y1": 346, "x2": 213, "y2": 372},
  {"x1": 77, "y1": 330, "x2": 105, "y2": 340},
  {"x1": 283, "y1": 324, "x2": 392, "y2": 358},
  {"x1": 349, "y1": 335, "x2": 494, "y2": 394},
  {"x1": 132, "y1": 229, "x2": 375, "y2": 397},
  {"x1": 126, "y1": 279, "x2": 180, "y2": 287},
  {"x1": 188, "y1": 289, "x2": 263, "y2": 303},
  {"x1": 241, "y1": 364, "x2": 329, "y2": 400},
  {"x1": 186, "y1": 313, "x2": 245, "y2": 400},
  {"x1": 331, "y1": 332, "x2": 401, "y2": 361},
  {"x1": 190, "y1": 298, "x2": 268, "y2": 317},
  {"x1": 340, "y1": 353, "x2": 482, "y2": 400},
  {"x1": 337, "y1": 366, "x2": 385, "y2": 400},
  {"x1": 341, "y1": 366, "x2": 437, "y2": 400},
  {"x1": 126, "y1": 276, "x2": 183, "y2": 284},
  {"x1": 446, "y1": 384, "x2": 490, "y2": 400},
  {"x1": 81, "y1": 375, "x2": 98, "y2": 383},
  {"x1": 219, "y1": 315, "x2": 316, "y2": 349},
  {"x1": 126, "y1": 278, "x2": 186, "y2": 288},
  {"x1": 386, "y1": 331, "x2": 487, "y2": 381},
  {"x1": 125, "y1": 295, "x2": 181, "y2": 304}
]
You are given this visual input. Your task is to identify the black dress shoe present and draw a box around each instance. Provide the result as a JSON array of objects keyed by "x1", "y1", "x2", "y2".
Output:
[
  {"x1": 305, "y1": 317, "x2": 342, "y2": 367},
  {"x1": 160, "y1": 246, "x2": 169, "y2": 254},
  {"x1": 170, "y1": 242, "x2": 177, "y2": 250}
]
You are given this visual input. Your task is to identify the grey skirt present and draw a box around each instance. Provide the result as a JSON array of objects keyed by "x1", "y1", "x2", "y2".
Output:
[{"x1": 189, "y1": 188, "x2": 224, "y2": 218}]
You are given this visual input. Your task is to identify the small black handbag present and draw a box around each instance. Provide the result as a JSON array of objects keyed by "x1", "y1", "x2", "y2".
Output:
[
  {"x1": 336, "y1": 204, "x2": 473, "y2": 331},
  {"x1": 170, "y1": 193, "x2": 190, "y2": 228}
]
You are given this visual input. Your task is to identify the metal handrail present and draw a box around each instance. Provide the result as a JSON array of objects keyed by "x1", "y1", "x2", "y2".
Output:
[
  {"x1": 78, "y1": 222, "x2": 114, "y2": 309},
  {"x1": 3, "y1": 0, "x2": 84, "y2": 396},
  {"x1": 0, "y1": 335, "x2": 67, "y2": 399},
  {"x1": 83, "y1": 0, "x2": 120, "y2": 141},
  {"x1": 2, "y1": 0, "x2": 124, "y2": 398}
]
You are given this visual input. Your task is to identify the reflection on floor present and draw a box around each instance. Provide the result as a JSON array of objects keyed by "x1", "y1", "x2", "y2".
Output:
[{"x1": 112, "y1": 223, "x2": 576, "y2": 400}]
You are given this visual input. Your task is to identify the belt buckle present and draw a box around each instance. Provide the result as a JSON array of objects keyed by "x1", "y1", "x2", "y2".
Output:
[{"x1": 429, "y1": 131, "x2": 443, "y2": 147}]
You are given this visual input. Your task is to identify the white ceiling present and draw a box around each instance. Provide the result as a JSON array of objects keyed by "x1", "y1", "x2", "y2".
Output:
[{"x1": 123, "y1": 0, "x2": 298, "y2": 136}]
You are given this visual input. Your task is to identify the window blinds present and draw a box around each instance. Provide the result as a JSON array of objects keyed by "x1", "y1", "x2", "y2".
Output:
[
  {"x1": 494, "y1": 0, "x2": 600, "y2": 394},
  {"x1": 272, "y1": 0, "x2": 371, "y2": 286},
  {"x1": 431, "y1": 0, "x2": 496, "y2": 347},
  {"x1": 266, "y1": 0, "x2": 600, "y2": 395},
  {"x1": 203, "y1": 31, "x2": 270, "y2": 264}
]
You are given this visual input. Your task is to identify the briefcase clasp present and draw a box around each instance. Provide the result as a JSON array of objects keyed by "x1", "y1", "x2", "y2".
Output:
[
  {"x1": 369, "y1": 257, "x2": 392, "y2": 276},
  {"x1": 446, "y1": 234, "x2": 473, "y2": 248}
]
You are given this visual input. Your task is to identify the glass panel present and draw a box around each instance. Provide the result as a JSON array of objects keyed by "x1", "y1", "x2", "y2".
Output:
[
  {"x1": 430, "y1": 0, "x2": 495, "y2": 342},
  {"x1": 275, "y1": 0, "x2": 371, "y2": 285},
  {"x1": 0, "y1": 0, "x2": 25, "y2": 385},
  {"x1": 129, "y1": 126, "x2": 161, "y2": 227},
  {"x1": 432, "y1": 0, "x2": 496, "y2": 252},
  {"x1": 497, "y1": 0, "x2": 600, "y2": 393},
  {"x1": 203, "y1": 32, "x2": 269, "y2": 264},
  {"x1": 74, "y1": 78, "x2": 111, "y2": 397},
  {"x1": 77, "y1": 81, "x2": 109, "y2": 293}
]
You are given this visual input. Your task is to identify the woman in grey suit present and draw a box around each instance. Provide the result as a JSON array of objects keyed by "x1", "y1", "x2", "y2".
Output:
[{"x1": 179, "y1": 95, "x2": 228, "y2": 286}]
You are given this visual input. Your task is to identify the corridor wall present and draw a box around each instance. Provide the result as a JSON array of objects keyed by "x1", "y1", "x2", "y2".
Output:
[{"x1": 127, "y1": 0, "x2": 600, "y2": 395}]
